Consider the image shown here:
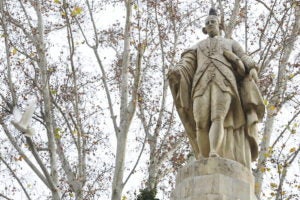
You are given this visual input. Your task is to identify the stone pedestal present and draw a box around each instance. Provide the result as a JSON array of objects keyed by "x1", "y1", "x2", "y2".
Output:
[{"x1": 171, "y1": 157, "x2": 257, "y2": 200}]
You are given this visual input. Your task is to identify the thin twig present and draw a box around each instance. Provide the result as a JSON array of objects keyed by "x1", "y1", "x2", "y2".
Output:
[{"x1": 0, "y1": 155, "x2": 32, "y2": 200}]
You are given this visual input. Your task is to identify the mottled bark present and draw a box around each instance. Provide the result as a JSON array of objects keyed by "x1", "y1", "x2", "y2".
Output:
[
  {"x1": 34, "y1": 1, "x2": 60, "y2": 199},
  {"x1": 111, "y1": 1, "x2": 135, "y2": 200},
  {"x1": 254, "y1": 3, "x2": 300, "y2": 198}
]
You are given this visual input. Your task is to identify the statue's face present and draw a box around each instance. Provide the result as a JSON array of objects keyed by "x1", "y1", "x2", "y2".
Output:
[{"x1": 205, "y1": 16, "x2": 219, "y2": 37}]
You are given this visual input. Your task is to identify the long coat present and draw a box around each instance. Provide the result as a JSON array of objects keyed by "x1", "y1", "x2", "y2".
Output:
[{"x1": 169, "y1": 36, "x2": 265, "y2": 165}]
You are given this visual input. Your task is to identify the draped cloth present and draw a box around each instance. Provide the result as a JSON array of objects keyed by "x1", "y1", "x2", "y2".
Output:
[{"x1": 168, "y1": 39, "x2": 265, "y2": 168}]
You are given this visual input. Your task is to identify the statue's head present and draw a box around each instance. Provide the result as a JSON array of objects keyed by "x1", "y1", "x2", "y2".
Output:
[{"x1": 202, "y1": 8, "x2": 220, "y2": 37}]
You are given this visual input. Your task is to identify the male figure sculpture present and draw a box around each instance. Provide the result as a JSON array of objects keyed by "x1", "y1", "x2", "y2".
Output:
[{"x1": 168, "y1": 8, "x2": 264, "y2": 168}]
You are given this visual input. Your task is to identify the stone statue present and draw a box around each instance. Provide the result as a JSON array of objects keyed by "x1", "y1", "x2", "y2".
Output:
[{"x1": 168, "y1": 8, "x2": 265, "y2": 168}]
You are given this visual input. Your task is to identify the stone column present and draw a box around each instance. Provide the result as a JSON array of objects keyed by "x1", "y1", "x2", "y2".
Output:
[{"x1": 171, "y1": 157, "x2": 257, "y2": 200}]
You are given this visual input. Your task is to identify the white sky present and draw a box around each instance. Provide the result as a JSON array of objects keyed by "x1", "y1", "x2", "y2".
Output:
[{"x1": 1, "y1": 1, "x2": 299, "y2": 200}]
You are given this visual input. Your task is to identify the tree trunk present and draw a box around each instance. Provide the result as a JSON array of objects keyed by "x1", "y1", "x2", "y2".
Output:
[
  {"x1": 254, "y1": 3, "x2": 300, "y2": 198},
  {"x1": 146, "y1": 136, "x2": 158, "y2": 191},
  {"x1": 111, "y1": 1, "x2": 133, "y2": 200},
  {"x1": 254, "y1": 113, "x2": 275, "y2": 197},
  {"x1": 111, "y1": 131, "x2": 128, "y2": 200},
  {"x1": 34, "y1": 1, "x2": 60, "y2": 199}
]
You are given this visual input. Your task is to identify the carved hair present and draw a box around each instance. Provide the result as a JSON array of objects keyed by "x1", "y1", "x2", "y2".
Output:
[{"x1": 209, "y1": 8, "x2": 218, "y2": 16}]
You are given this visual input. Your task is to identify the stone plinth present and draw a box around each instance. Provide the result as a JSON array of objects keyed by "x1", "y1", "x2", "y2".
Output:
[{"x1": 171, "y1": 157, "x2": 257, "y2": 200}]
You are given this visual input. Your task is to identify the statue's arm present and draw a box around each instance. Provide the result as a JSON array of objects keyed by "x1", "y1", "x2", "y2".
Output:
[
  {"x1": 232, "y1": 41, "x2": 259, "y2": 82},
  {"x1": 178, "y1": 49, "x2": 197, "y2": 70},
  {"x1": 232, "y1": 41, "x2": 259, "y2": 72},
  {"x1": 168, "y1": 49, "x2": 197, "y2": 83}
]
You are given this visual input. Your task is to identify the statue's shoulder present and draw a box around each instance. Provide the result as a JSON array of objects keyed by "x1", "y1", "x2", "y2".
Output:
[
  {"x1": 184, "y1": 40, "x2": 207, "y2": 53},
  {"x1": 181, "y1": 48, "x2": 196, "y2": 57}
]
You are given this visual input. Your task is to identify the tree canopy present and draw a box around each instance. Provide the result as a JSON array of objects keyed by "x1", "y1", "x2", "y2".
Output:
[{"x1": 0, "y1": 0, "x2": 299, "y2": 200}]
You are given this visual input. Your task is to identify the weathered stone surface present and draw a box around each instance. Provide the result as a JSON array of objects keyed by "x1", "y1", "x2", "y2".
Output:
[
  {"x1": 169, "y1": 7, "x2": 263, "y2": 200},
  {"x1": 171, "y1": 157, "x2": 257, "y2": 200},
  {"x1": 168, "y1": 7, "x2": 265, "y2": 168}
]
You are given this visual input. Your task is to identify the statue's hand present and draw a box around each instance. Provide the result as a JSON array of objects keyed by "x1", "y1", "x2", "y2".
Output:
[
  {"x1": 249, "y1": 68, "x2": 258, "y2": 83},
  {"x1": 243, "y1": 57, "x2": 257, "y2": 69},
  {"x1": 167, "y1": 68, "x2": 181, "y2": 84}
]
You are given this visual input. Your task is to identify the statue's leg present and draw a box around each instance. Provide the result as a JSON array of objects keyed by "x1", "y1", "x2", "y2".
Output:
[
  {"x1": 209, "y1": 84, "x2": 231, "y2": 157},
  {"x1": 193, "y1": 89, "x2": 211, "y2": 159}
]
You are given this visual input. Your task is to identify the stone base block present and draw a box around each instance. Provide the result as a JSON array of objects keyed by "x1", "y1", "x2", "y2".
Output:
[{"x1": 171, "y1": 158, "x2": 257, "y2": 200}]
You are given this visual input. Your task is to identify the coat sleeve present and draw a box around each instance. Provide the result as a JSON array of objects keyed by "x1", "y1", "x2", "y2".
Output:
[
  {"x1": 169, "y1": 49, "x2": 197, "y2": 109},
  {"x1": 232, "y1": 40, "x2": 259, "y2": 72},
  {"x1": 168, "y1": 49, "x2": 200, "y2": 157}
]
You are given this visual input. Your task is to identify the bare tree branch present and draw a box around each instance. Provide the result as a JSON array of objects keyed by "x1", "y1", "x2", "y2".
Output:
[
  {"x1": 0, "y1": 123, "x2": 49, "y2": 188},
  {"x1": 0, "y1": 155, "x2": 32, "y2": 200}
]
